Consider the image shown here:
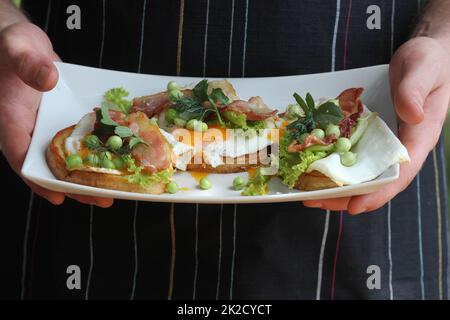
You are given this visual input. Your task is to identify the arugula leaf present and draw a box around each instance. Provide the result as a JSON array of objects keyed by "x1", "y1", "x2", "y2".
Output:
[
  {"x1": 100, "y1": 102, "x2": 119, "y2": 126},
  {"x1": 129, "y1": 136, "x2": 147, "y2": 149},
  {"x1": 193, "y1": 79, "x2": 209, "y2": 102},
  {"x1": 171, "y1": 79, "x2": 228, "y2": 125},
  {"x1": 313, "y1": 101, "x2": 344, "y2": 129},
  {"x1": 93, "y1": 109, "x2": 115, "y2": 136},
  {"x1": 209, "y1": 88, "x2": 229, "y2": 105},
  {"x1": 114, "y1": 126, "x2": 134, "y2": 138},
  {"x1": 305, "y1": 93, "x2": 316, "y2": 112},
  {"x1": 104, "y1": 87, "x2": 132, "y2": 114},
  {"x1": 293, "y1": 93, "x2": 311, "y2": 116},
  {"x1": 172, "y1": 96, "x2": 207, "y2": 120}
]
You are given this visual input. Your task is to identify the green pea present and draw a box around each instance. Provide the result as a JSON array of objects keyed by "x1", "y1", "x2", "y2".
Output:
[
  {"x1": 200, "y1": 122, "x2": 208, "y2": 132},
  {"x1": 168, "y1": 89, "x2": 183, "y2": 101},
  {"x1": 101, "y1": 158, "x2": 116, "y2": 169},
  {"x1": 84, "y1": 135, "x2": 101, "y2": 149},
  {"x1": 199, "y1": 177, "x2": 212, "y2": 190},
  {"x1": 335, "y1": 137, "x2": 351, "y2": 153},
  {"x1": 167, "y1": 81, "x2": 179, "y2": 92},
  {"x1": 174, "y1": 118, "x2": 187, "y2": 127},
  {"x1": 286, "y1": 104, "x2": 302, "y2": 119},
  {"x1": 112, "y1": 157, "x2": 125, "y2": 170},
  {"x1": 311, "y1": 128, "x2": 325, "y2": 140},
  {"x1": 186, "y1": 119, "x2": 199, "y2": 131},
  {"x1": 66, "y1": 154, "x2": 83, "y2": 170},
  {"x1": 165, "y1": 108, "x2": 178, "y2": 124},
  {"x1": 326, "y1": 124, "x2": 341, "y2": 138},
  {"x1": 233, "y1": 176, "x2": 245, "y2": 191},
  {"x1": 106, "y1": 135, "x2": 123, "y2": 150},
  {"x1": 340, "y1": 151, "x2": 357, "y2": 167},
  {"x1": 84, "y1": 153, "x2": 99, "y2": 167},
  {"x1": 166, "y1": 181, "x2": 180, "y2": 194},
  {"x1": 99, "y1": 151, "x2": 112, "y2": 161}
]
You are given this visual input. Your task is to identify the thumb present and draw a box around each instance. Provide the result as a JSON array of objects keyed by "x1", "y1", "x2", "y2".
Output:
[
  {"x1": 391, "y1": 58, "x2": 439, "y2": 125},
  {"x1": 0, "y1": 22, "x2": 58, "y2": 92}
]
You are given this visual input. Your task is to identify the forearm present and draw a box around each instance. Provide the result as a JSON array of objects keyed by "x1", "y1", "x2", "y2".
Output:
[
  {"x1": 414, "y1": 0, "x2": 450, "y2": 52},
  {"x1": 0, "y1": 0, "x2": 27, "y2": 30}
]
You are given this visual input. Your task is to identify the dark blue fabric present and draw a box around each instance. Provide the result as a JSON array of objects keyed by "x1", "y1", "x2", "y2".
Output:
[{"x1": 1, "y1": 0, "x2": 446, "y2": 300}]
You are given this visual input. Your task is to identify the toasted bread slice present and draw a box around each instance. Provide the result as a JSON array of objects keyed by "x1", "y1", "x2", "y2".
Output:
[
  {"x1": 46, "y1": 126, "x2": 166, "y2": 194},
  {"x1": 295, "y1": 171, "x2": 339, "y2": 191},
  {"x1": 186, "y1": 149, "x2": 270, "y2": 173}
]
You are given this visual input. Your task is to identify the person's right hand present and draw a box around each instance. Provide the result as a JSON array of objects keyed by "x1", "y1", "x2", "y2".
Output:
[{"x1": 0, "y1": 22, "x2": 113, "y2": 207}]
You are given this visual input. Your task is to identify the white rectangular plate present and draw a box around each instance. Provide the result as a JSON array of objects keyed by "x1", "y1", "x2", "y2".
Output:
[{"x1": 22, "y1": 62, "x2": 399, "y2": 204}]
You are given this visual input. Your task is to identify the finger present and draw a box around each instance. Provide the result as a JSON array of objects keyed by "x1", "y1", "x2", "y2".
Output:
[
  {"x1": 67, "y1": 194, "x2": 114, "y2": 208},
  {"x1": 391, "y1": 58, "x2": 440, "y2": 125},
  {"x1": 23, "y1": 179, "x2": 65, "y2": 205},
  {"x1": 348, "y1": 86, "x2": 449, "y2": 214},
  {"x1": 390, "y1": 38, "x2": 449, "y2": 125},
  {"x1": 304, "y1": 197, "x2": 350, "y2": 211},
  {"x1": 0, "y1": 22, "x2": 58, "y2": 91}
]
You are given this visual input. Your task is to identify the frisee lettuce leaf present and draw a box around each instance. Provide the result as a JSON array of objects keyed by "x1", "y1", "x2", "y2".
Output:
[
  {"x1": 122, "y1": 155, "x2": 173, "y2": 187},
  {"x1": 126, "y1": 169, "x2": 173, "y2": 187},
  {"x1": 278, "y1": 135, "x2": 327, "y2": 188},
  {"x1": 241, "y1": 168, "x2": 270, "y2": 196},
  {"x1": 104, "y1": 87, "x2": 132, "y2": 114}
]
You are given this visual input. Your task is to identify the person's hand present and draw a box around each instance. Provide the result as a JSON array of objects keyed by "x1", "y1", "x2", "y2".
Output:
[
  {"x1": 304, "y1": 36, "x2": 450, "y2": 214},
  {"x1": 0, "y1": 22, "x2": 113, "y2": 207}
]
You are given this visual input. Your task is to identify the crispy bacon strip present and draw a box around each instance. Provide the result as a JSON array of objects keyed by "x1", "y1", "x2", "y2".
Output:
[
  {"x1": 338, "y1": 87, "x2": 364, "y2": 116},
  {"x1": 337, "y1": 88, "x2": 364, "y2": 138},
  {"x1": 288, "y1": 134, "x2": 336, "y2": 153},
  {"x1": 220, "y1": 96, "x2": 277, "y2": 121},
  {"x1": 126, "y1": 112, "x2": 172, "y2": 174},
  {"x1": 131, "y1": 89, "x2": 192, "y2": 118}
]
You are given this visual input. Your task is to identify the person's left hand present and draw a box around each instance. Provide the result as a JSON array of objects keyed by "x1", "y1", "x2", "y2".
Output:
[{"x1": 303, "y1": 36, "x2": 450, "y2": 214}]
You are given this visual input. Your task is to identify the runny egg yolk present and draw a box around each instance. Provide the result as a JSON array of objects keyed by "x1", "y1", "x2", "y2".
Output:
[
  {"x1": 247, "y1": 167, "x2": 257, "y2": 178},
  {"x1": 266, "y1": 129, "x2": 279, "y2": 143},
  {"x1": 205, "y1": 125, "x2": 227, "y2": 142},
  {"x1": 189, "y1": 171, "x2": 209, "y2": 183},
  {"x1": 279, "y1": 120, "x2": 290, "y2": 136}
]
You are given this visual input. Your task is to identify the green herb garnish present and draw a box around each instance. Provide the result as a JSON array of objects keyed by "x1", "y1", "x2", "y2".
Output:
[
  {"x1": 170, "y1": 79, "x2": 227, "y2": 125},
  {"x1": 286, "y1": 93, "x2": 343, "y2": 141}
]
